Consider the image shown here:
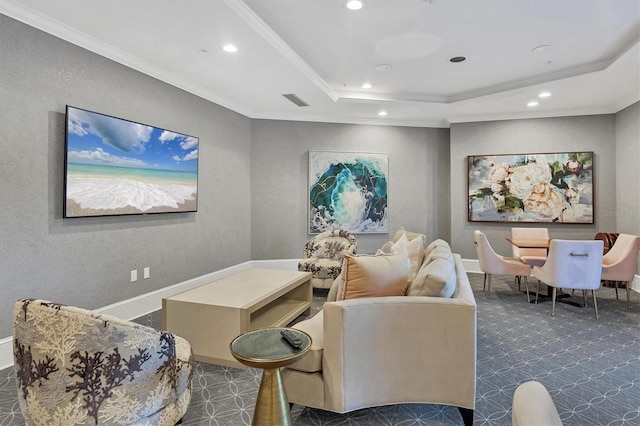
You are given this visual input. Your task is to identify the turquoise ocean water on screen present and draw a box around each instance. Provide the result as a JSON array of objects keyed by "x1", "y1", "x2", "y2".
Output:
[{"x1": 67, "y1": 163, "x2": 197, "y2": 184}]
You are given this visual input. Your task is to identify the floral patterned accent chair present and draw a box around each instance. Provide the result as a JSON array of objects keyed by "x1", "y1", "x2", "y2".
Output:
[
  {"x1": 12, "y1": 299, "x2": 194, "y2": 425},
  {"x1": 298, "y1": 230, "x2": 357, "y2": 289}
]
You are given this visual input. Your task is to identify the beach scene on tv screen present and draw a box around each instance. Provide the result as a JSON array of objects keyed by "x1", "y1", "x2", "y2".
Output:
[{"x1": 65, "y1": 107, "x2": 198, "y2": 217}]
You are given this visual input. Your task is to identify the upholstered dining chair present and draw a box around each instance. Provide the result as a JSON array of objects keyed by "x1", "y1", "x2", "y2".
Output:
[
  {"x1": 510, "y1": 227, "x2": 549, "y2": 291},
  {"x1": 601, "y1": 233, "x2": 640, "y2": 309},
  {"x1": 474, "y1": 230, "x2": 532, "y2": 299},
  {"x1": 532, "y1": 240, "x2": 604, "y2": 318},
  {"x1": 511, "y1": 227, "x2": 549, "y2": 267}
]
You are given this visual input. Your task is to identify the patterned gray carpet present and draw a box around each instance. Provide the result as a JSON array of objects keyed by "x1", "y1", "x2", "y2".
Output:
[{"x1": 1, "y1": 272, "x2": 639, "y2": 425}]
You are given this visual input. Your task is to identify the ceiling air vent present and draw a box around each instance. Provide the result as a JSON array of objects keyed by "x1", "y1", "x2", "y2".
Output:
[{"x1": 282, "y1": 93, "x2": 309, "y2": 107}]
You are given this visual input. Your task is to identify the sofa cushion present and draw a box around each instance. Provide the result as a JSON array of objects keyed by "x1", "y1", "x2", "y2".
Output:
[
  {"x1": 408, "y1": 247, "x2": 457, "y2": 298},
  {"x1": 424, "y1": 246, "x2": 451, "y2": 264},
  {"x1": 289, "y1": 311, "x2": 324, "y2": 373},
  {"x1": 337, "y1": 252, "x2": 409, "y2": 301},
  {"x1": 380, "y1": 240, "x2": 394, "y2": 253},
  {"x1": 392, "y1": 226, "x2": 427, "y2": 248},
  {"x1": 327, "y1": 276, "x2": 340, "y2": 302},
  {"x1": 396, "y1": 234, "x2": 425, "y2": 283},
  {"x1": 424, "y1": 238, "x2": 451, "y2": 257},
  {"x1": 380, "y1": 233, "x2": 426, "y2": 284}
]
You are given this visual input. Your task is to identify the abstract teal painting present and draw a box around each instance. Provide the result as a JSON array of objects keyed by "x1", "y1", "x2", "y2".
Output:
[{"x1": 309, "y1": 151, "x2": 388, "y2": 233}]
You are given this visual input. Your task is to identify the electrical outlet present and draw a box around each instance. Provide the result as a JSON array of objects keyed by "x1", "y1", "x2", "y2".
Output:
[
  {"x1": 130, "y1": 270, "x2": 138, "y2": 282},
  {"x1": 143, "y1": 267, "x2": 150, "y2": 279}
]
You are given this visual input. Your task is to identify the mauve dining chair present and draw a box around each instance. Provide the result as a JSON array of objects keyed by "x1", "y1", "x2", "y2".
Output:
[
  {"x1": 474, "y1": 230, "x2": 532, "y2": 300},
  {"x1": 510, "y1": 227, "x2": 549, "y2": 291},
  {"x1": 601, "y1": 233, "x2": 640, "y2": 309},
  {"x1": 511, "y1": 227, "x2": 549, "y2": 267}
]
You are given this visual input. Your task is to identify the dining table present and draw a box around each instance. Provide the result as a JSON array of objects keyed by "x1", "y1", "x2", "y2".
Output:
[{"x1": 505, "y1": 237, "x2": 550, "y2": 251}]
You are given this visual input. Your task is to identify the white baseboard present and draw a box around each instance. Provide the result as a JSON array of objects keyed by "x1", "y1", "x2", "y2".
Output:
[
  {"x1": 0, "y1": 259, "x2": 300, "y2": 371},
  {"x1": 2, "y1": 257, "x2": 637, "y2": 370},
  {"x1": 0, "y1": 337, "x2": 11, "y2": 372},
  {"x1": 462, "y1": 259, "x2": 481, "y2": 274}
]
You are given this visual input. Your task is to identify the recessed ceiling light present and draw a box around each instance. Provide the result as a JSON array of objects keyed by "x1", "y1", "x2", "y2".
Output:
[
  {"x1": 222, "y1": 44, "x2": 238, "y2": 53},
  {"x1": 539, "y1": 91, "x2": 551, "y2": 98},
  {"x1": 361, "y1": 83, "x2": 372, "y2": 89},
  {"x1": 378, "y1": 111, "x2": 388, "y2": 116},
  {"x1": 450, "y1": 56, "x2": 466, "y2": 63},
  {"x1": 527, "y1": 101, "x2": 539, "y2": 107},
  {"x1": 376, "y1": 64, "x2": 392, "y2": 71},
  {"x1": 345, "y1": 0, "x2": 364, "y2": 10},
  {"x1": 532, "y1": 45, "x2": 552, "y2": 54}
]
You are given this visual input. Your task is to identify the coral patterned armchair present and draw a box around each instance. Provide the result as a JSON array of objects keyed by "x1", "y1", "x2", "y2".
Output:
[
  {"x1": 298, "y1": 230, "x2": 357, "y2": 288},
  {"x1": 13, "y1": 299, "x2": 194, "y2": 425}
]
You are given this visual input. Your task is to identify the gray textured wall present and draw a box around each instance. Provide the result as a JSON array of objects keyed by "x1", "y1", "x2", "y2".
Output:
[
  {"x1": 450, "y1": 116, "x2": 617, "y2": 259},
  {"x1": 2, "y1": 13, "x2": 635, "y2": 340},
  {"x1": 250, "y1": 120, "x2": 451, "y2": 257},
  {"x1": 614, "y1": 102, "x2": 640, "y2": 236},
  {"x1": 0, "y1": 15, "x2": 252, "y2": 337}
]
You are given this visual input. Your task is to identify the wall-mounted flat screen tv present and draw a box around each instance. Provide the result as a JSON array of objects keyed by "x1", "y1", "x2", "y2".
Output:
[{"x1": 64, "y1": 105, "x2": 199, "y2": 218}]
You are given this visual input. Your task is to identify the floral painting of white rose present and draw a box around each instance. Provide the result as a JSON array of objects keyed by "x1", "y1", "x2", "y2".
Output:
[{"x1": 468, "y1": 152, "x2": 593, "y2": 223}]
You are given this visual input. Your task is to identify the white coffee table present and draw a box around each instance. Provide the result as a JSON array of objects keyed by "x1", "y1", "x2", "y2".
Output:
[{"x1": 162, "y1": 268, "x2": 312, "y2": 368}]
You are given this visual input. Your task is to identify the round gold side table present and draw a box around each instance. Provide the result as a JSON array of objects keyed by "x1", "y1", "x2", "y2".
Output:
[{"x1": 230, "y1": 327, "x2": 311, "y2": 426}]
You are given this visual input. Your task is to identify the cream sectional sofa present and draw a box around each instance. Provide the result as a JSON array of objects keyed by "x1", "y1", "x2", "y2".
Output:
[{"x1": 283, "y1": 239, "x2": 477, "y2": 426}]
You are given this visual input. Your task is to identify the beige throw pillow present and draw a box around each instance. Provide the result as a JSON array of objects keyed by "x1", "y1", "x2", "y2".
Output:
[
  {"x1": 391, "y1": 226, "x2": 427, "y2": 249},
  {"x1": 390, "y1": 233, "x2": 425, "y2": 284},
  {"x1": 379, "y1": 240, "x2": 394, "y2": 254},
  {"x1": 337, "y1": 252, "x2": 409, "y2": 301}
]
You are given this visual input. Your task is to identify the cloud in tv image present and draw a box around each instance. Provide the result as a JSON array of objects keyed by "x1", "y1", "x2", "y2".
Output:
[{"x1": 64, "y1": 106, "x2": 198, "y2": 217}]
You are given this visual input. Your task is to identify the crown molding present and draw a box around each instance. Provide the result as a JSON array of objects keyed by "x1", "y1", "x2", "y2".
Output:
[
  {"x1": 225, "y1": 0, "x2": 340, "y2": 103},
  {"x1": 2, "y1": 1, "x2": 637, "y2": 129},
  {"x1": 336, "y1": 92, "x2": 450, "y2": 104},
  {"x1": 0, "y1": 1, "x2": 255, "y2": 118},
  {"x1": 334, "y1": 39, "x2": 639, "y2": 106},
  {"x1": 612, "y1": 93, "x2": 640, "y2": 114},
  {"x1": 448, "y1": 60, "x2": 613, "y2": 104},
  {"x1": 607, "y1": 38, "x2": 640, "y2": 74},
  {"x1": 447, "y1": 105, "x2": 622, "y2": 125},
  {"x1": 251, "y1": 111, "x2": 449, "y2": 128}
]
